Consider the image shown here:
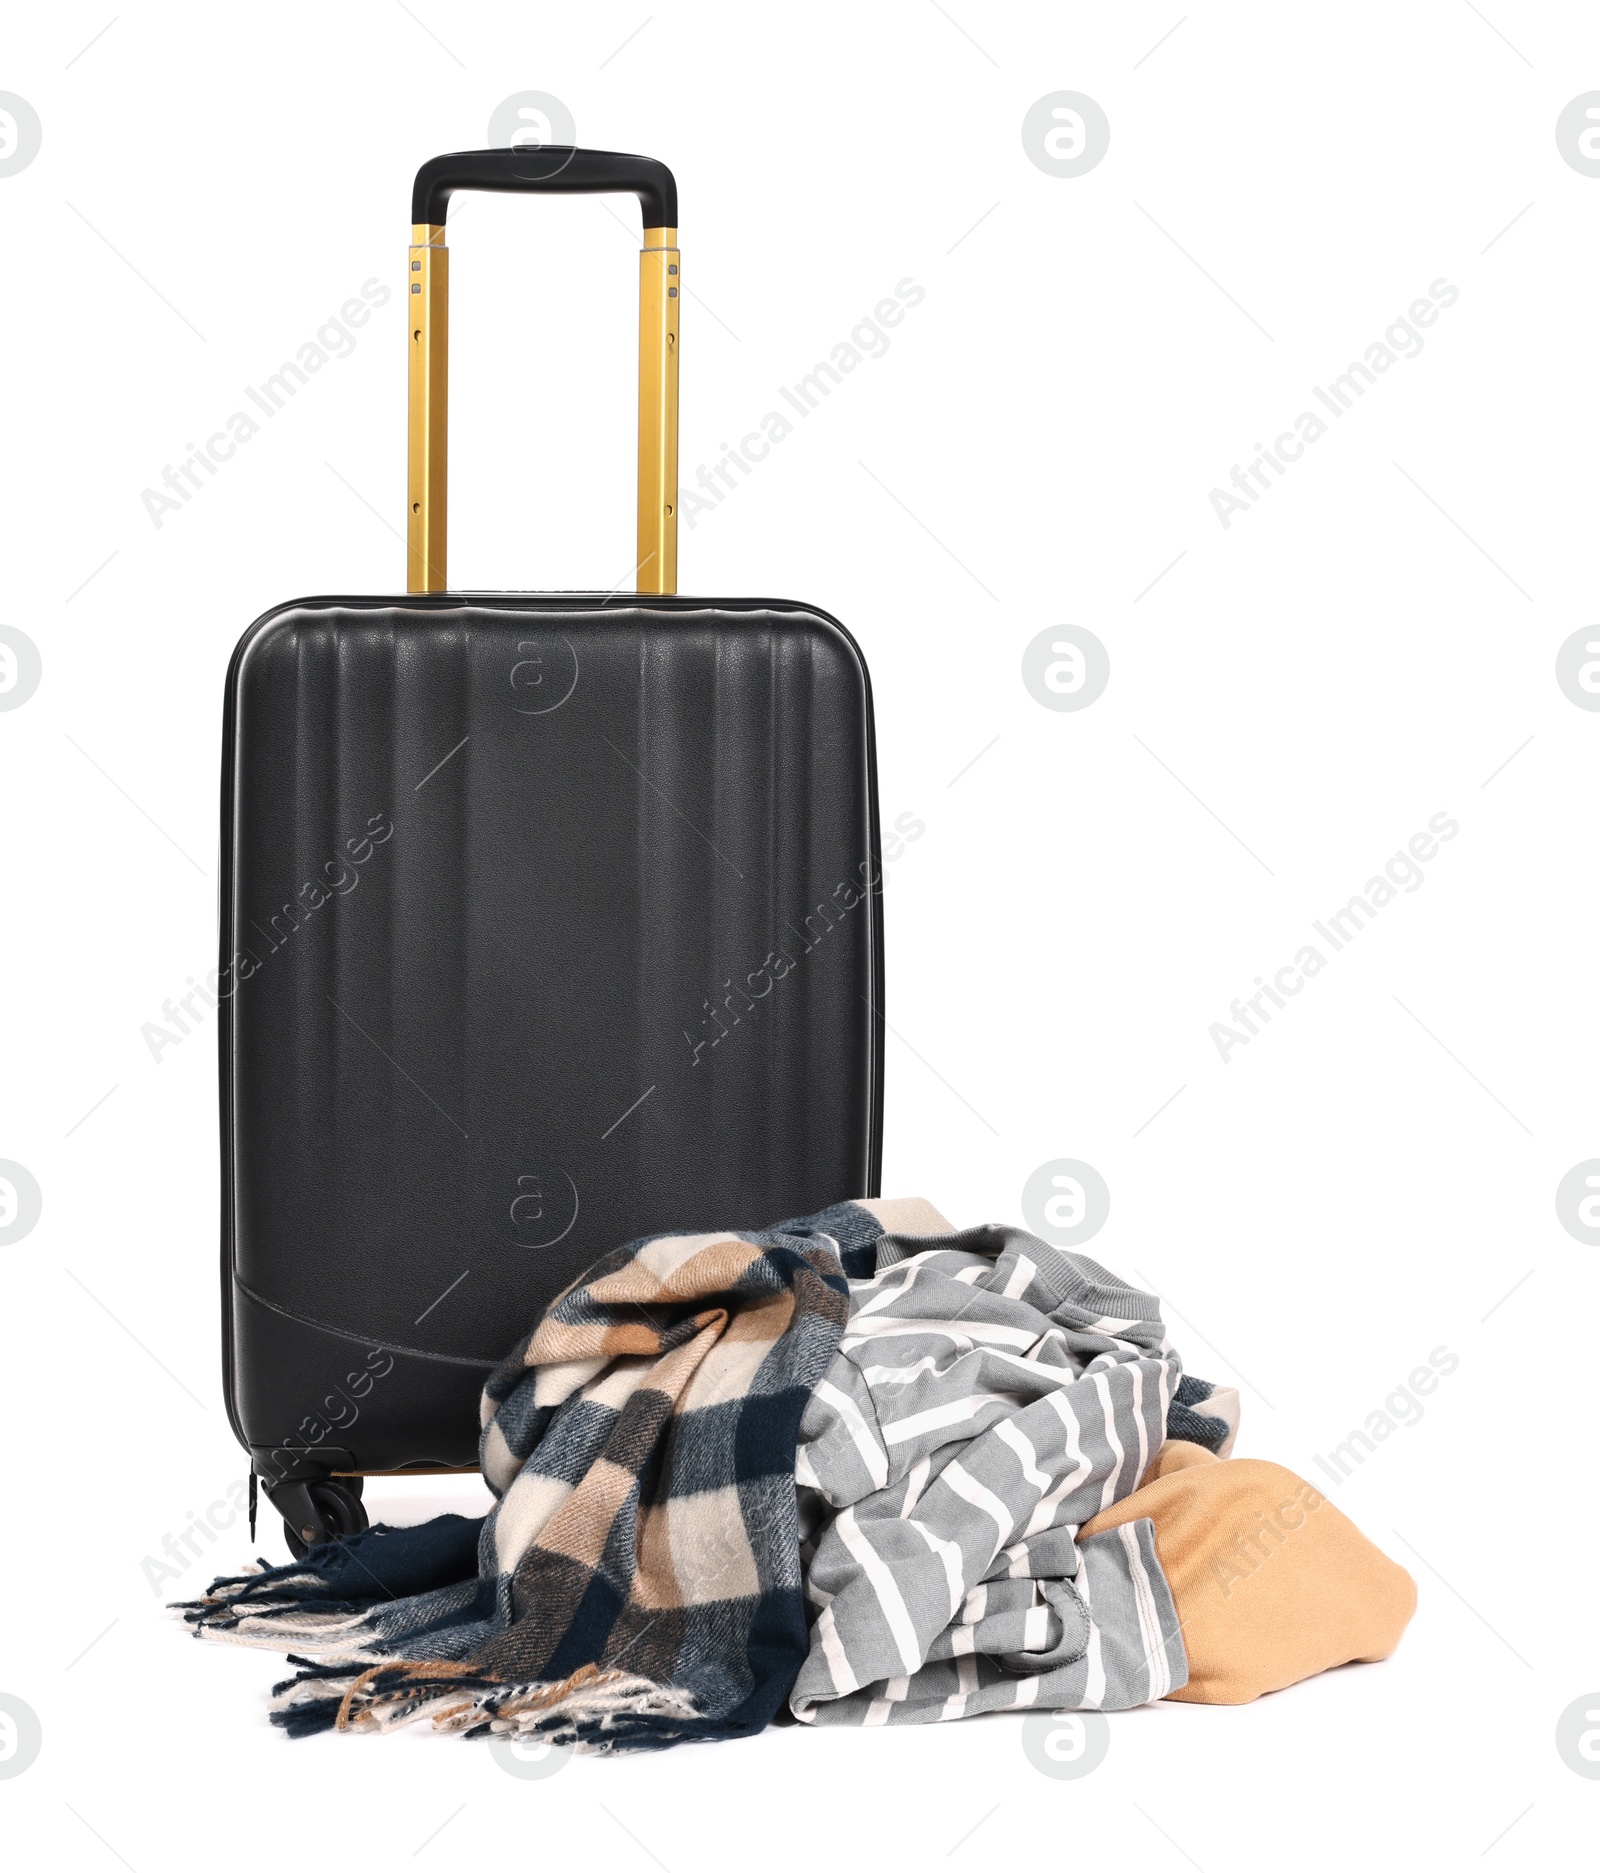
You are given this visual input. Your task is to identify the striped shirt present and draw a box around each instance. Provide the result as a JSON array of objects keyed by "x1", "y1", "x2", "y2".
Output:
[{"x1": 791, "y1": 1224, "x2": 1188, "y2": 1724}]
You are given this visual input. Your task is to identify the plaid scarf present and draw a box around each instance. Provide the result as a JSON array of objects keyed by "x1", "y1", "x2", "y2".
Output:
[{"x1": 185, "y1": 1203, "x2": 883, "y2": 1751}]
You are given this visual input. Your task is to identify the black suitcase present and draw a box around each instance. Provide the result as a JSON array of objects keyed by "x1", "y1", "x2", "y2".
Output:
[{"x1": 219, "y1": 147, "x2": 883, "y2": 1554}]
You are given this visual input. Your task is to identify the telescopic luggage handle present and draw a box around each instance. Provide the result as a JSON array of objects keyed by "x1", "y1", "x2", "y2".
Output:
[{"x1": 406, "y1": 147, "x2": 681, "y2": 596}]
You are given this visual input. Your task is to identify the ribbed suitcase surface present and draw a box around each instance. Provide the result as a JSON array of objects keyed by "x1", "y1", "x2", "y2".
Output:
[{"x1": 221, "y1": 593, "x2": 882, "y2": 1472}]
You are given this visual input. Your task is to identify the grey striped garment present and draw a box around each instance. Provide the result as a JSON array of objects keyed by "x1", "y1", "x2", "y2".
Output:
[{"x1": 791, "y1": 1224, "x2": 1190, "y2": 1725}]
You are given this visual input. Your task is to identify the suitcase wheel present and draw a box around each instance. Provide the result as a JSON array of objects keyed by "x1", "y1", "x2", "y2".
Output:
[{"x1": 281, "y1": 1478, "x2": 368, "y2": 1559}]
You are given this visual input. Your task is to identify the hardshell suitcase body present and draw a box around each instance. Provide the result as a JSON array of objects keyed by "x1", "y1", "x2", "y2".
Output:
[{"x1": 220, "y1": 149, "x2": 883, "y2": 1551}]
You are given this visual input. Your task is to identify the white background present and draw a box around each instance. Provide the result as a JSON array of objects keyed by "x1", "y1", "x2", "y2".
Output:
[{"x1": 2, "y1": 1, "x2": 1595, "y2": 1865}]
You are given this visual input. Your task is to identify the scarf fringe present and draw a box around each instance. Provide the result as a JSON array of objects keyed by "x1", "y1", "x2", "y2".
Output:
[
  {"x1": 268, "y1": 1656, "x2": 703, "y2": 1750},
  {"x1": 177, "y1": 1546, "x2": 398, "y2": 1656}
]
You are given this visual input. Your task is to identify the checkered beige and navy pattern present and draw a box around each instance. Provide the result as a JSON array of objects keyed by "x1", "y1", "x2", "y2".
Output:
[{"x1": 184, "y1": 1203, "x2": 881, "y2": 1751}]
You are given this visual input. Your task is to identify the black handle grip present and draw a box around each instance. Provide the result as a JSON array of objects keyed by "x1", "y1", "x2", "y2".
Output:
[{"x1": 412, "y1": 147, "x2": 677, "y2": 229}]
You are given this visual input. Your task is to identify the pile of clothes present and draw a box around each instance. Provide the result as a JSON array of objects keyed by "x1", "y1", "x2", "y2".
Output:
[{"x1": 183, "y1": 1199, "x2": 1415, "y2": 1749}]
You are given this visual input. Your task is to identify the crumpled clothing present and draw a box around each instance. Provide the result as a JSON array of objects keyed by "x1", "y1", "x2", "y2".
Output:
[{"x1": 791, "y1": 1221, "x2": 1196, "y2": 1724}]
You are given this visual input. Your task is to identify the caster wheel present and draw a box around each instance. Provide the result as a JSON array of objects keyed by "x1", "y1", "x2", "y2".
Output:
[
  {"x1": 336, "y1": 1474, "x2": 365, "y2": 1501},
  {"x1": 282, "y1": 1479, "x2": 368, "y2": 1559}
]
